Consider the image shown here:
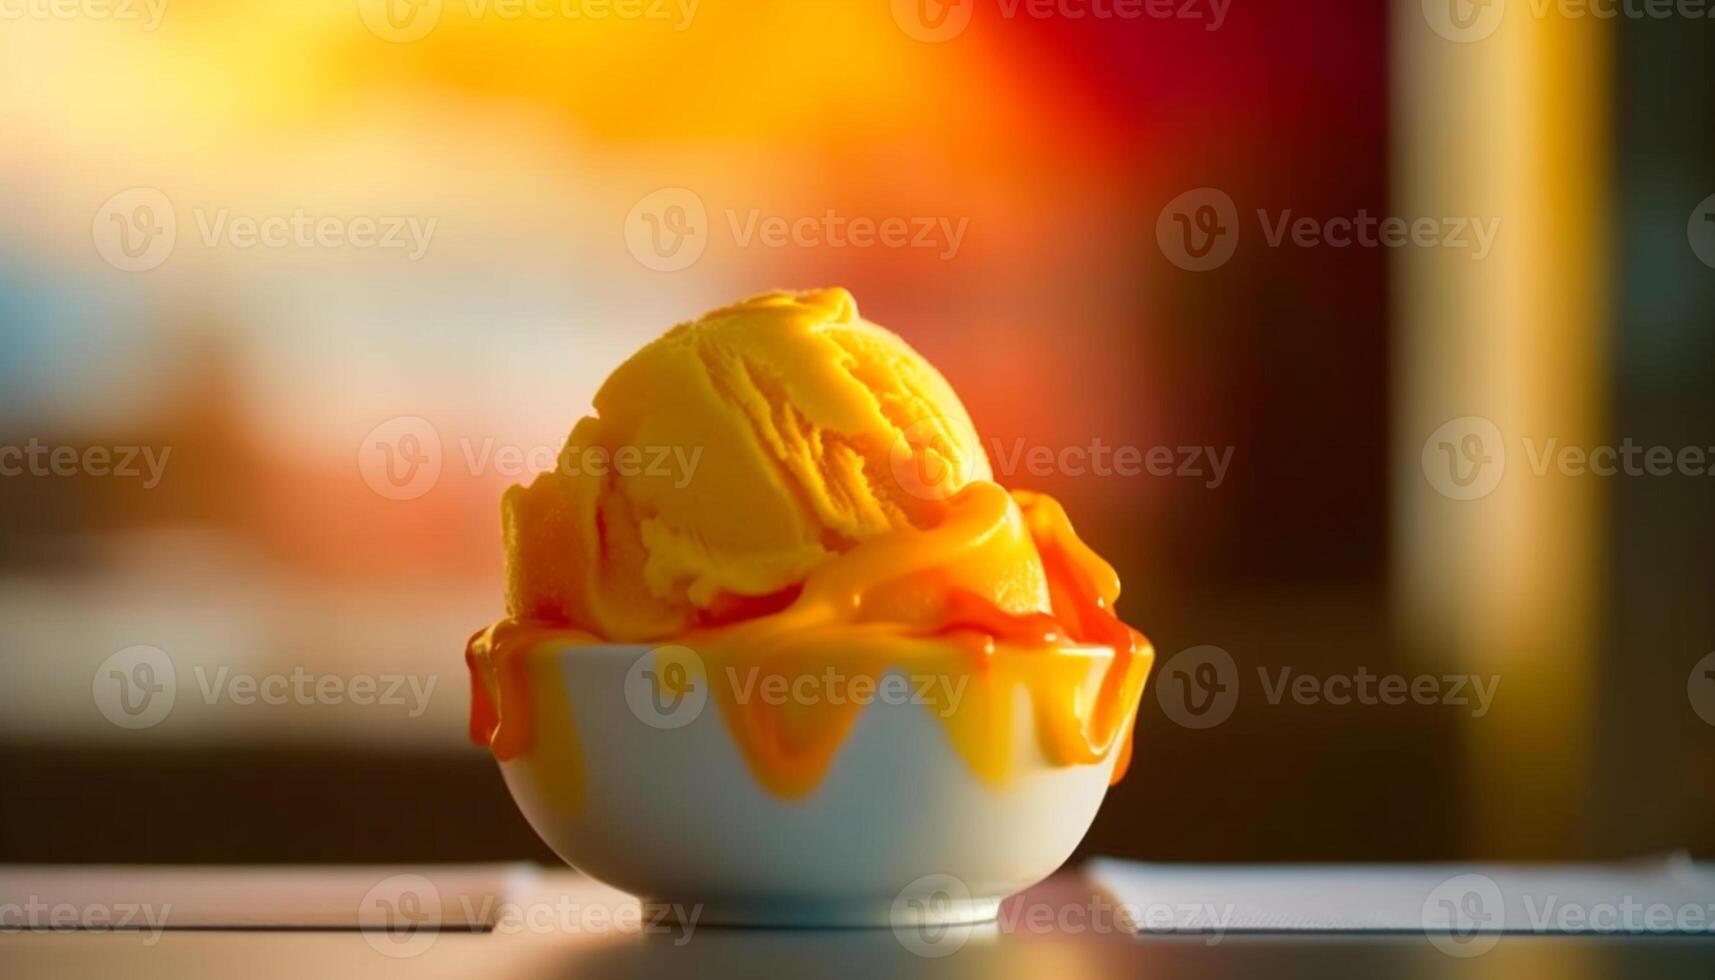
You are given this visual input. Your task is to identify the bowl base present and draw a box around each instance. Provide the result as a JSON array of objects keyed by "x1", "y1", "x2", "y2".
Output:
[{"x1": 642, "y1": 895, "x2": 1003, "y2": 929}]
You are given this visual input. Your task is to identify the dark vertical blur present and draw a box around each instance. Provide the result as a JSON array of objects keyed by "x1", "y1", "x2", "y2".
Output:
[{"x1": 1597, "y1": 15, "x2": 1715, "y2": 859}]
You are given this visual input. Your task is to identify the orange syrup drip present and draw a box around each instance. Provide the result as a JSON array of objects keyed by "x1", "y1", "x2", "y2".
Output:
[{"x1": 466, "y1": 483, "x2": 1154, "y2": 802}]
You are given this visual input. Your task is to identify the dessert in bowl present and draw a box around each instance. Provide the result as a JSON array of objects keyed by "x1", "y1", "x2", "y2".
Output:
[{"x1": 466, "y1": 289, "x2": 1153, "y2": 926}]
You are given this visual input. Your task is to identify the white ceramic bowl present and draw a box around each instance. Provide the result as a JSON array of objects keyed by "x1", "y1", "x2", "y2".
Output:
[{"x1": 496, "y1": 643, "x2": 1124, "y2": 927}]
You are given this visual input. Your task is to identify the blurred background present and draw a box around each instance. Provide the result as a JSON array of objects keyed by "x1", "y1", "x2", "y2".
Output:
[{"x1": 1, "y1": 0, "x2": 1711, "y2": 866}]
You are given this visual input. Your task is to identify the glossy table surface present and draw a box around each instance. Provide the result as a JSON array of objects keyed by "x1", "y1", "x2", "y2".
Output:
[{"x1": 3, "y1": 868, "x2": 1713, "y2": 979}]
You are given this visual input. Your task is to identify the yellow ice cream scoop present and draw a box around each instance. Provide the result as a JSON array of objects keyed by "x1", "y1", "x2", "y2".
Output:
[
  {"x1": 472, "y1": 287, "x2": 1152, "y2": 809},
  {"x1": 504, "y1": 287, "x2": 993, "y2": 642}
]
